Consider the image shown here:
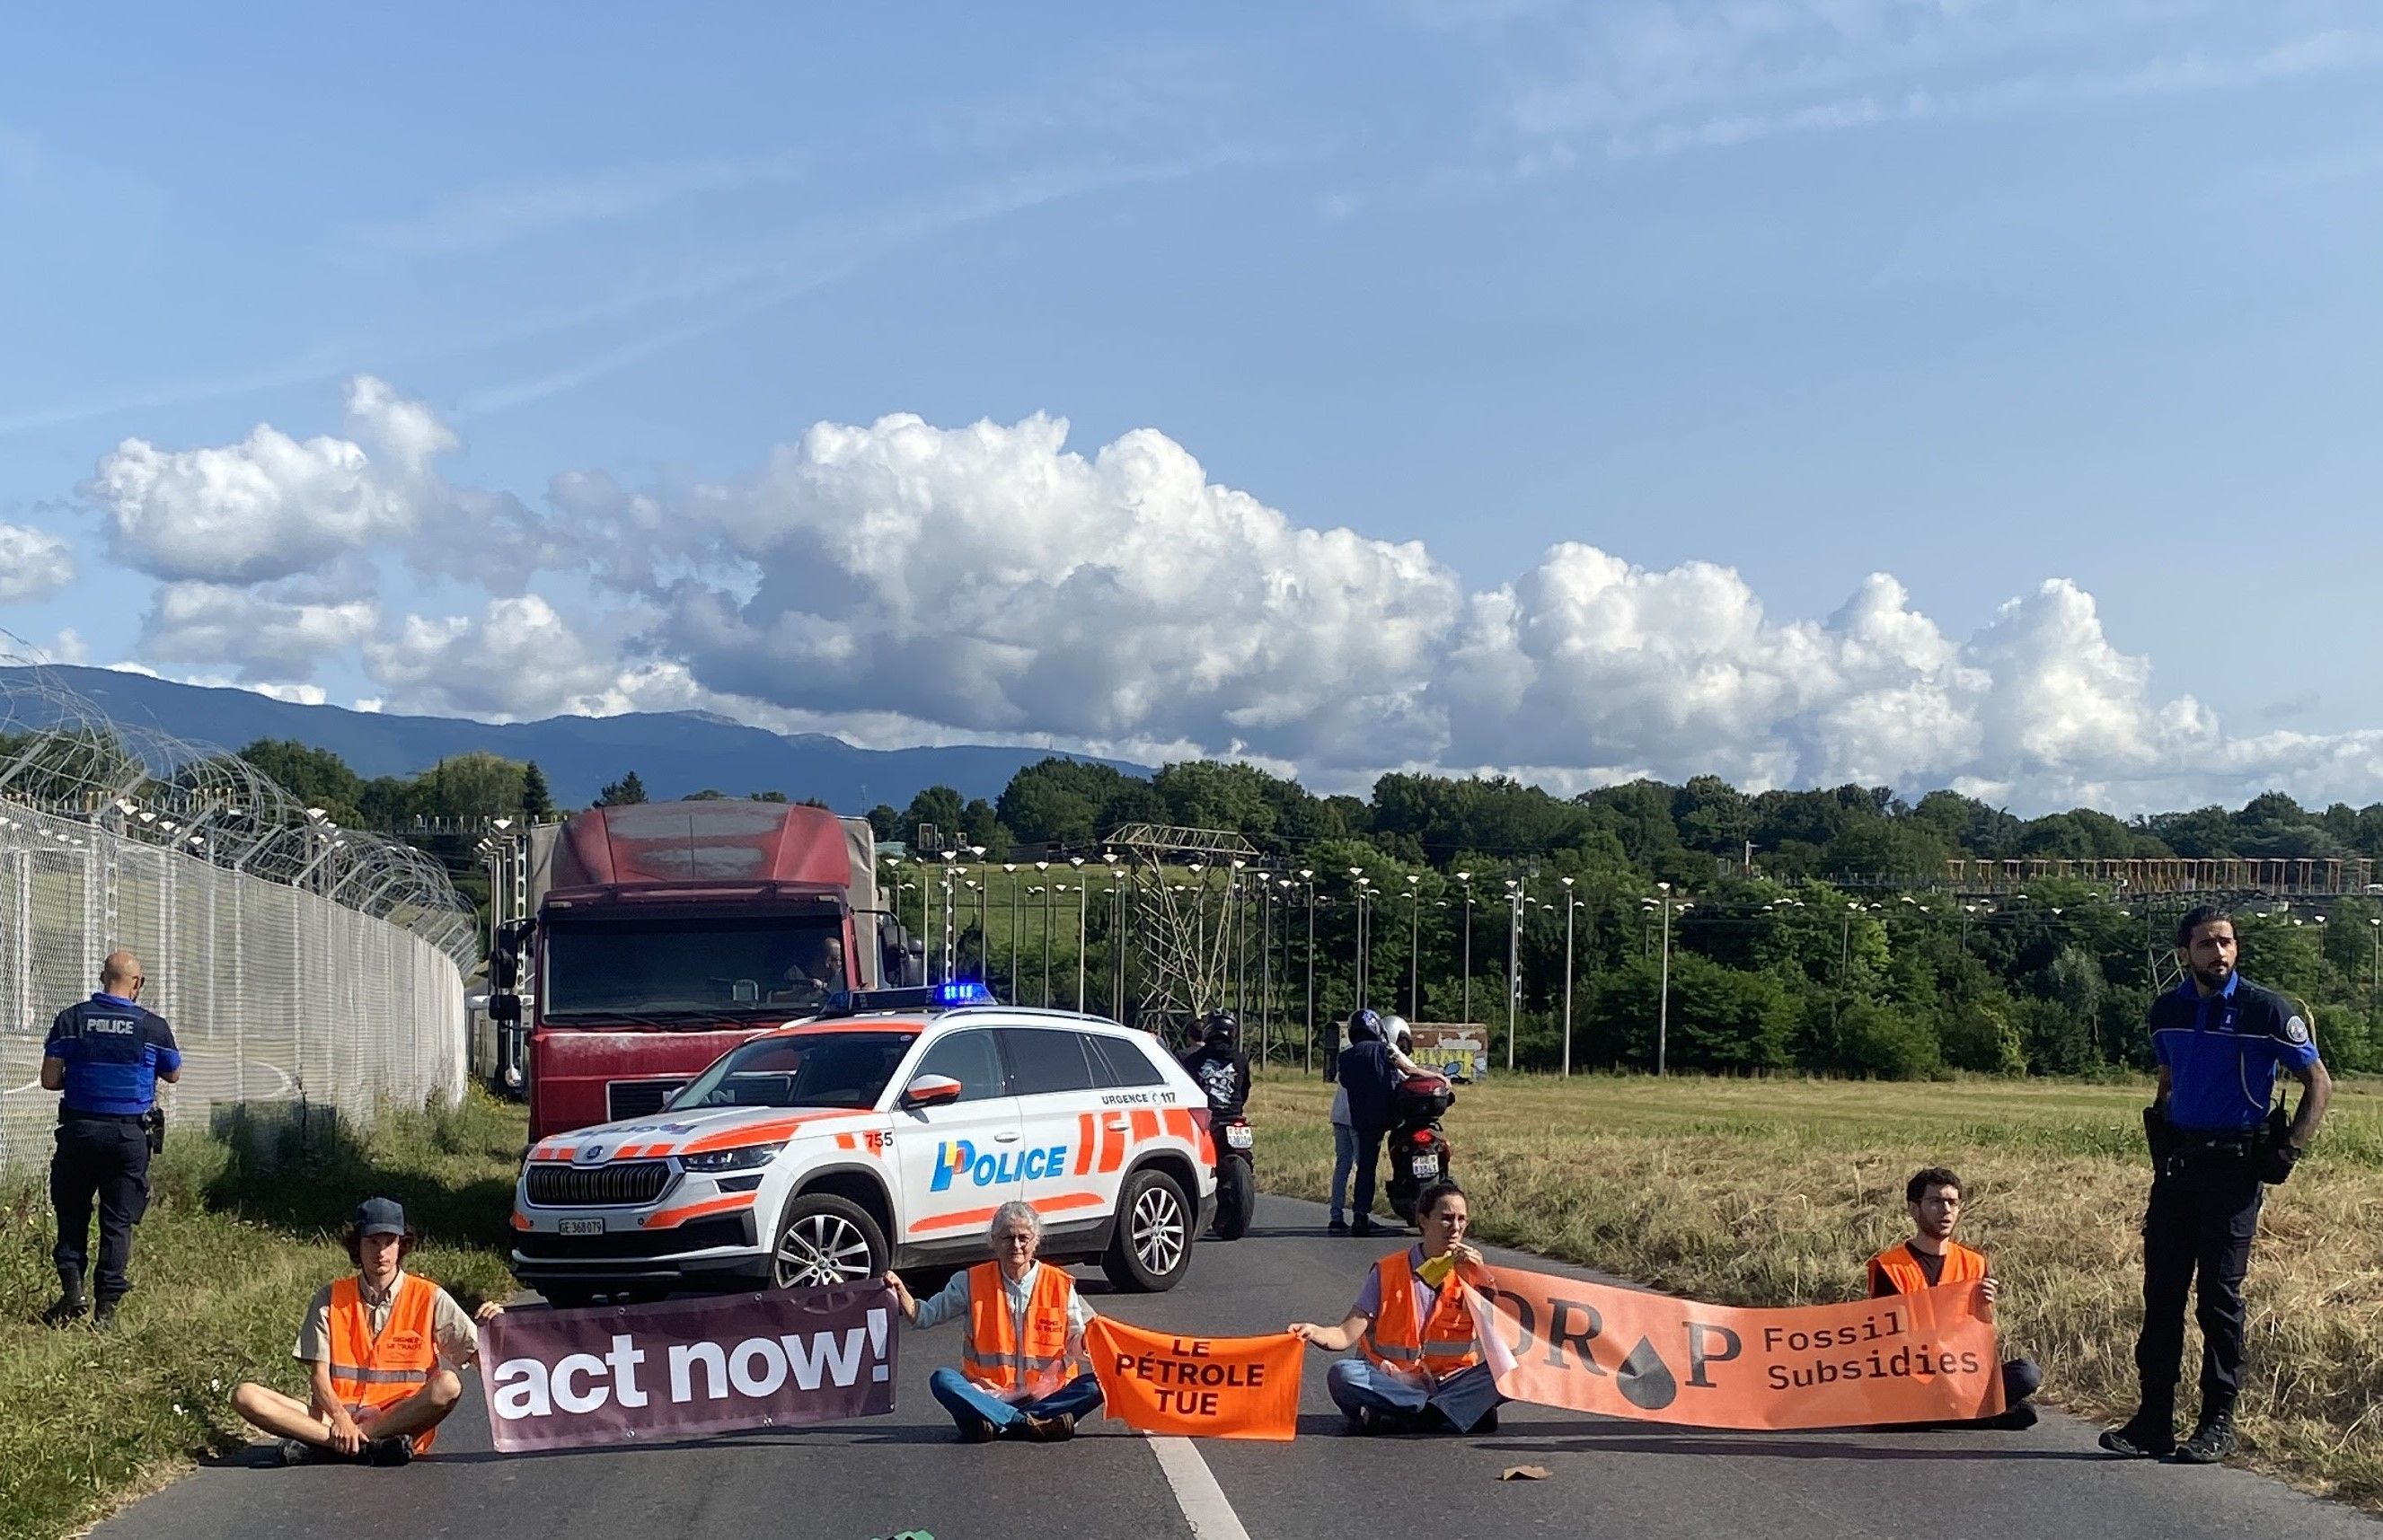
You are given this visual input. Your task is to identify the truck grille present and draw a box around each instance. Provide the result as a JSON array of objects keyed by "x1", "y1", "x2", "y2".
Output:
[
  {"x1": 526, "y1": 1160, "x2": 675, "y2": 1208},
  {"x1": 607, "y1": 1080, "x2": 685, "y2": 1121}
]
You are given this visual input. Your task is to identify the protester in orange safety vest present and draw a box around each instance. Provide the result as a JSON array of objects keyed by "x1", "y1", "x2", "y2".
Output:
[
  {"x1": 1289, "y1": 1180, "x2": 1505, "y2": 1434},
  {"x1": 231, "y1": 1198, "x2": 504, "y2": 1465},
  {"x1": 1866, "y1": 1166, "x2": 2042, "y2": 1430},
  {"x1": 885, "y1": 1200, "x2": 1105, "y2": 1442}
]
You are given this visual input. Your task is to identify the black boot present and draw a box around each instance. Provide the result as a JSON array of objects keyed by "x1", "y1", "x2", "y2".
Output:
[
  {"x1": 2098, "y1": 1405, "x2": 2176, "y2": 1459},
  {"x1": 41, "y1": 1273, "x2": 87, "y2": 1328},
  {"x1": 2174, "y1": 1404, "x2": 2237, "y2": 1465}
]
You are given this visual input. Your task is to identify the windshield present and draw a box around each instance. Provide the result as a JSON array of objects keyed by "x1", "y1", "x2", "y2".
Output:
[
  {"x1": 543, "y1": 913, "x2": 848, "y2": 1022},
  {"x1": 667, "y1": 1031, "x2": 916, "y2": 1112}
]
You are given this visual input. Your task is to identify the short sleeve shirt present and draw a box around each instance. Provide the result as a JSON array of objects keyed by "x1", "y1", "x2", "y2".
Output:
[
  {"x1": 46, "y1": 994, "x2": 181, "y2": 1115},
  {"x1": 294, "y1": 1272, "x2": 482, "y2": 1370},
  {"x1": 2150, "y1": 972, "x2": 2320, "y2": 1132},
  {"x1": 1353, "y1": 1245, "x2": 1440, "y2": 1322}
]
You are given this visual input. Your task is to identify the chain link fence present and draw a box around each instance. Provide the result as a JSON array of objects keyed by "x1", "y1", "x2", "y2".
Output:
[{"x1": 1, "y1": 654, "x2": 477, "y2": 1176}]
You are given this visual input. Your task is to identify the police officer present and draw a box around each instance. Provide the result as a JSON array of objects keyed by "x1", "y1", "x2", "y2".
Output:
[
  {"x1": 39, "y1": 951, "x2": 181, "y2": 1329},
  {"x1": 2101, "y1": 906, "x2": 2332, "y2": 1465}
]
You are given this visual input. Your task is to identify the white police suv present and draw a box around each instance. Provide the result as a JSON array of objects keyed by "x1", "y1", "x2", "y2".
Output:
[{"x1": 509, "y1": 986, "x2": 1219, "y2": 1306}]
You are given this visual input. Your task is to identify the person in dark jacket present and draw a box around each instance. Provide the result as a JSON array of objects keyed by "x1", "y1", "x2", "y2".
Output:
[
  {"x1": 1335, "y1": 1008, "x2": 1423, "y2": 1237},
  {"x1": 1178, "y1": 1011, "x2": 1251, "y2": 1115},
  {"x1": 40, "y1": 951, "x2": 179, "y2": 1328}
]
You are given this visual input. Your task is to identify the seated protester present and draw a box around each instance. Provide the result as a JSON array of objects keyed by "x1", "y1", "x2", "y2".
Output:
[
  {"x1": 231, "y1": 1199, "x2": 503, "y2": 1465},
  {"x1": 1288, "y1": 1181, "x2": 1505, "y2": 1434},
  {"x1": 884, "y1": 1201, "x2": 1104, "y2": 1443},
  {"x1": 1867, "y1": 1166, "x2": 2043, "y2": 1431}
]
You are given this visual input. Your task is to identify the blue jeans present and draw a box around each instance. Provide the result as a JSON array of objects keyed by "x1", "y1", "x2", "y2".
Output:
[
  {"x1": 1329, "y1": 1122, "x2": 1357, "y2": 1223},
  {"x1": 927, "y1": 1367, "x2": 1105, "y2": 1437},
  {"x1": 1327, "y1": 1358, "x2": 1504, "y2": 1433}
]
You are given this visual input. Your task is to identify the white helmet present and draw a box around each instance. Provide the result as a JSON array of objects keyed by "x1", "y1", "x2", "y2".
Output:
[{"x1": 1381, "y1": 1014, "x2": 1412, "y2": 1051}]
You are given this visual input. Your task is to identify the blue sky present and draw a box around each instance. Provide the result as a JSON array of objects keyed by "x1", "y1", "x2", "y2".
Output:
[{"x1": 4, "y1": 3, "x2": 2383, "y2": 812}]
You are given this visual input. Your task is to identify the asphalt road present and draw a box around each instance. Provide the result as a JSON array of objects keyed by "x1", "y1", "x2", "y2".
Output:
[{"x1": 92, "y1": 1195, "x2": 2381, "y2": 1540}]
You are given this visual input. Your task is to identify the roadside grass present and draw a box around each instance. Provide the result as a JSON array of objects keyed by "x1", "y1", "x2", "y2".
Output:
[
  {"x1": 1247, "y1": 1071, "x2": 2383, "y2": 1511},
  {"x1": 0, "y1": 1092, "x2": 526, "y2": 1540}
]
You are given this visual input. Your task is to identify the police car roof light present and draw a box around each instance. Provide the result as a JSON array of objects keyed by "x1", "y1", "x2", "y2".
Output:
[{"x1": 817, "y1": 980, "x2": 996, "y2": 1018}]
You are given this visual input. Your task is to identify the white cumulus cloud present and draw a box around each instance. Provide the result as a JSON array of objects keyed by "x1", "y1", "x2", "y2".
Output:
[
  {"x1": 644, "y1": 413, "x2": 1463, "y2": 766},
  {"x1": 360, "y1": 594, "x2": 685, "y2": 722},
  {"x1": 137, "y1": 582, "x2": 379, "y2": 682},
  {"x1": 63, "y1": 383, "x2": 2383, "y2": 814},
  {"x1": 0, "y1": 522, "x2": 75, "y2": 600}
]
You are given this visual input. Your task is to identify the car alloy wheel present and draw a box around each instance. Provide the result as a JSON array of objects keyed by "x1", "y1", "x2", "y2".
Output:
[
  {"x1": 1131, "y1": 1181, "x2": 1187, "y2": 1278},
  {"x1": 775, "y1": 1210, "x2": 875, "y2": 1287}
]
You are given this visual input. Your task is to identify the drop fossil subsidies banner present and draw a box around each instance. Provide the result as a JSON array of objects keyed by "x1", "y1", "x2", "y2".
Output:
[
  {"x1": 479, "y1": 1283, "x2": 897, "y2": 1453},
  {"x1": 1463, "y1": 1267, "x2": 2005, "y2": 1430},
  {"x1": 1084, "y1": 1318, "x2": 1305, "y2": 1440}
]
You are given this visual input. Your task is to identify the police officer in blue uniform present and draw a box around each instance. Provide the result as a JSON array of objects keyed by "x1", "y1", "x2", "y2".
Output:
[
  {"x1": 2101, "y1": 906, "x2": 2332, "y2": 1465},
  {"x1": 39, "y1": 951, "x2": 181, "y2": 1329}
]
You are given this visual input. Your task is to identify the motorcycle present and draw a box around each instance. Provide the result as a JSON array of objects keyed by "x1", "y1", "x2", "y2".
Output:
[
  {"x1": 1209, "y1": 1107, "x2": 1256, "y2": 1240},
  {"x1": 1385, "y1": 1073, "x2": 1455, "y2": 1228}
]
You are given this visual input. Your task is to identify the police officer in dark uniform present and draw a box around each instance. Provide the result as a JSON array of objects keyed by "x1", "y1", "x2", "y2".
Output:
[
  {"x1": 39, "y1": 950, "x2": 181, "y2": 1329},
  {"x1": 2101, "y1": 906, "x2": 2332, "y2": 1464}
]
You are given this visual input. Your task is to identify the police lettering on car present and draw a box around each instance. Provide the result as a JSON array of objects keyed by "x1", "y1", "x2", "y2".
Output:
[
  {"x1": 2100, "y1": 906, "x2": 2333, "y2": 1465},
  {"x1": 39, "y1": 950, "x2": 181, "y2": 1329}
]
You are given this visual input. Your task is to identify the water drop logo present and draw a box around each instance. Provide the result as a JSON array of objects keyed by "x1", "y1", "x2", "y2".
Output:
[{"x1": 1617, "y1": 1336, "x2": 1679, "y2": 1411}]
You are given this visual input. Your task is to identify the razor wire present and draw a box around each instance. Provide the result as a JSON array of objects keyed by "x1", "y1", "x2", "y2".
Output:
[{"x1": 0, "y1": 644, "x2": 477, "y2": 1175}]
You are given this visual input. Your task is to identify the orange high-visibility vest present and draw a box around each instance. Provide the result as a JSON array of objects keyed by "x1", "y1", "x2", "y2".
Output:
[
  {"x1": 1867, "y1": 1240, "x2": 1990, "y2": 1298},
  {"x1": 1361, "y1": 1251, "x2": 1481, "y2": 1380},
  {"x1": 960, "y1": 1262, "x2": 1081, "y2": 1398},
  {"x1": 326, "y1": 1273, "x2": 443, "y2": 1453}
]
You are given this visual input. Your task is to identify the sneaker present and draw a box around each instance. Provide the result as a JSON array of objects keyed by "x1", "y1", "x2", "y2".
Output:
[
  {"x1": 1345, "y1": 1405, "x2": 1379, "y2": 1436},
  {"x1": 2174, "y1": 1409, "x2": 2237, "y2": 1465},
  {"x1": 1327, "y1": 1219, "x2": 1350, "y2": 1236},
  {"x1": 1983, "y1": 1404, "x2": 2039, "y2": 1431},
  {"x1": 1023, "y1": 1412, "x2": 1076, "y2": 1443},
  {"x1": 2098, "y1": 1412, "x2": 2176, "y2": 1460},
  {"x1": 960, "y1": 1420, "x2": 997, "y2": 1444},
  {"x1": 40, "y1": 1292, "x2": 87, "y2": 1327},
  {"x1": 364, "y1": 1435, "x2": 414, "y2": 1466}
]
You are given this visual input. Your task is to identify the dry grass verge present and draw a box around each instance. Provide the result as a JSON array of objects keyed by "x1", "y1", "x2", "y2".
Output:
[
  {"x1": 0, "y1": 1093, "x2": 525, "y2": 1540},
  {"x1": 1247, "y1": 1071, "x2": 2383, "y2": 1509}
]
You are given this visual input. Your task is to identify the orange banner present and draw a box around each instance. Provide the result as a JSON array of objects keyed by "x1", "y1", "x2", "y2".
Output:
[
  {"x1": 1466, "y1": 1266, "x2": 2004, "y2": 1430},
  {"x1": 1084, "y1": 1317, "x2": 1305, "y2": 1441}
]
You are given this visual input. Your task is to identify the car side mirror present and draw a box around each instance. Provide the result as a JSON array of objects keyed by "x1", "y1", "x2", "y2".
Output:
[
  {"x1": 900, "y1": 1074, "x2": 963, "y2": 1109},
  {"x1": 490, "y1": 995, "x2": 522, "y2": 1025}
]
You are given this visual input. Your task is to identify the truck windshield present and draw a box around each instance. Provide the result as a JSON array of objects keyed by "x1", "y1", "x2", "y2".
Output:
[
  {"x1": 667, "y1": 1031, "x2": 915, "y2": 1111},
  {"x1": 543, "y1": 914, "x2": 847, "y2": 1022}
]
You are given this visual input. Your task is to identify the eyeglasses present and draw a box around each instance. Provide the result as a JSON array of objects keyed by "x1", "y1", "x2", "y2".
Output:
[{"x1": 993, "y1": 1232, "x2": 1037, "y2": 1246}]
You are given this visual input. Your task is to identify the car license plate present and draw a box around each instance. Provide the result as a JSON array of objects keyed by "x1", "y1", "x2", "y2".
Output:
[
  {"x1": 1224, "y1": 1125, "x2": 1254, "y2": 1149},
  {"x1": 1409, "y1": 1156, "x2": 1439, "y2": 1180},
  {"x1": 558, "y1": 1218, "x2": 605, "y2": 1236}
]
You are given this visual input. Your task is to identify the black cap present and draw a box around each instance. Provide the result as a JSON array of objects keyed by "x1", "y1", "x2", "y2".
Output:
[{"x1": 353, "y1": 1198, "x2": 407, "y2": 1237}]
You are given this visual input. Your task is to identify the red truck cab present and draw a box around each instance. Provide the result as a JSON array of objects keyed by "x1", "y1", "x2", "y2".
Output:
[{"x1": 493, "y1": 799, "x2": 917, "y2": 1140}]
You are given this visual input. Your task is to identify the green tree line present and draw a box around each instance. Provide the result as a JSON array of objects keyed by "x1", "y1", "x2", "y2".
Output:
[{"x1": 119, "y1": 737, "x2": 2383, "y2": 1078}]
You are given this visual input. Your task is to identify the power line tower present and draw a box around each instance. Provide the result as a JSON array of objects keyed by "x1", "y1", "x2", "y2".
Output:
[{"x1": 1103, "y1": 823, "x2": 1262, "y2": 1043}]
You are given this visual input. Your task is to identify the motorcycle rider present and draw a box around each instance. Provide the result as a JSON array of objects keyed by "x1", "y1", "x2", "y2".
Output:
[{"x1": 1178, "y1": 1011, "x2": 1251, "y2": 1116}]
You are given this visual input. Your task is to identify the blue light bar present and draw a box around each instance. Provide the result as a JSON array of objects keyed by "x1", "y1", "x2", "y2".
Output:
[{"x1": 935, "y1": 980, "x2": 995, "y2": 1007}]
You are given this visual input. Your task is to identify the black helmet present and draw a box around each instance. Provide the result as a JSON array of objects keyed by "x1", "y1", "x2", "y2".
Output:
[
  {"x1": 1202, "y1": 1010, "x2": 1239, "y2": 1046},
  {"x1": 1346, "y1": 1008, "x2": 1381, "y2": 1043}
]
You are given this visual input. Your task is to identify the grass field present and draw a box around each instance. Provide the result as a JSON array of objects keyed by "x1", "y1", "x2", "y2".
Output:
[
  {"x1": 0, "y1": 1093, "x2": 525, "y2": 1540},
  {"x1": 1246, "y1": 1070, "x2": 2383, "y2": 1510}
]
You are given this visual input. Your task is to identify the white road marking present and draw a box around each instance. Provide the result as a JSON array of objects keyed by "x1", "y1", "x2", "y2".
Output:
[{"x1": 1146, "y1": 1434, "x2": 1253, "y2": 1540}]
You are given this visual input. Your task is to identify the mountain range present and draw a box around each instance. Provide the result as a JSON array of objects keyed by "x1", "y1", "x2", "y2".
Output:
[{"x1": 2, "y1": 666, "x2": 1145, "y2": 811}]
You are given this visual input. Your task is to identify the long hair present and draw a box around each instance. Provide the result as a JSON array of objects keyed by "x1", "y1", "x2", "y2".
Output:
[{"x1": 342, "y1": 1224, "x2": 419, "y2": 1267}]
